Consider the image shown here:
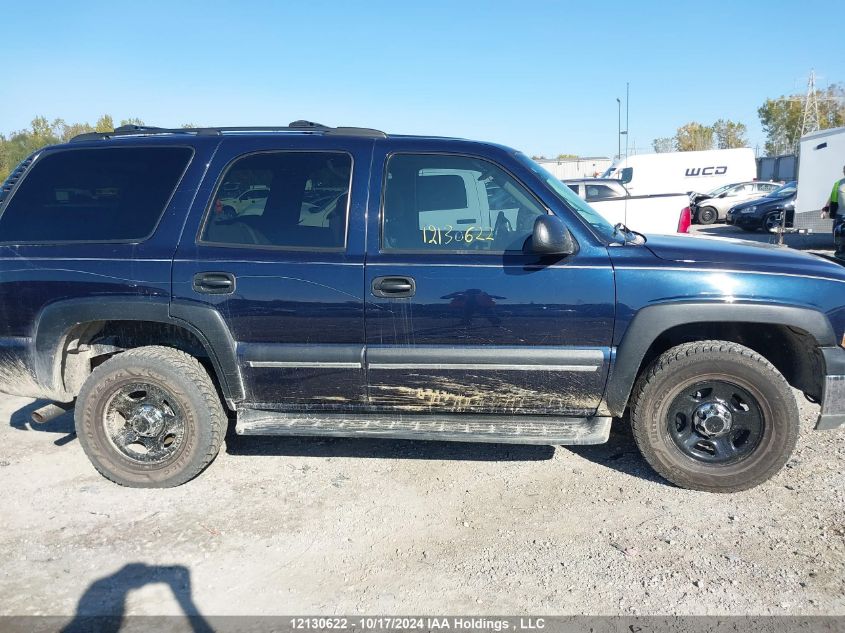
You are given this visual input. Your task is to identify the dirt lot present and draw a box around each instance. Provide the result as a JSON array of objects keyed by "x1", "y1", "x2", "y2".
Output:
[
  {"x1": 0, "y1": 387, "x2": 843, "y2": 618},
  {"x1": 1, "y1": 225, "x2": 843, "y2": 618}
]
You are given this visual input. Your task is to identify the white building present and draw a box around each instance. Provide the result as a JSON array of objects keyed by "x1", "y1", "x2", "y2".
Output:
[{"x1": 535, "y1": 156, "x2": 613, "y2": 180}]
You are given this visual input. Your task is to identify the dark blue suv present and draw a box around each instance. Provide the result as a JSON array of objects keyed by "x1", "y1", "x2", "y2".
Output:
[{"x1": 1, "y1": 122, "x2": 843, "y2": 491}]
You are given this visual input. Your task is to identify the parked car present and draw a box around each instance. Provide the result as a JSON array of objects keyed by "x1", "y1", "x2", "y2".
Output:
[
  {"x1": 726, "y1": 181, "x2": 797, "y2": 232},
  {"x1": 0, "y1": 123, "x2": 843, "y2": 493},
  {"x1": 563, "y1": 178, "x2": 691, "y2": 235},
  {"x1": 692, "y1": 181, "x2": 781, "y2": 224},
  {"x1": 217, "y1": 185, "x2": 270, "y2": 217}
]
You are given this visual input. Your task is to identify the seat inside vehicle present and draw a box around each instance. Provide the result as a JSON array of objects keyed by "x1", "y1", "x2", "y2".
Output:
[{"x1": 204, "y1": 152, "x2": 350, "y2": 249}]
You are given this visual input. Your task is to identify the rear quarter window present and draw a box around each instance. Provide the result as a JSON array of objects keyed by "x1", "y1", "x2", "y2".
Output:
[
  {"x1": 585, "y1": 184, "x2": 621, "y2": 201},
  {"x1": 0, "y1": 146, "x2": 192, "y2": 243}
]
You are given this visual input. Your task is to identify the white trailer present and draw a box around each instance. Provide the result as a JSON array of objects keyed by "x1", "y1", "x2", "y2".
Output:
[
  {"x1": 795, "y1": 126, "x2": 845, "y2": 222},
  {"x1": 786, "y1": 127, "x2": 845, "y2": 236},
  {"x1": 602, "y1": 148, "x2": 756, "y2": 195}
]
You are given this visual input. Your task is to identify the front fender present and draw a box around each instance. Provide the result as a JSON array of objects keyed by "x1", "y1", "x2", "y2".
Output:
[{"x1": 604, "y1": 301, "x2": 835, "y2": 417}]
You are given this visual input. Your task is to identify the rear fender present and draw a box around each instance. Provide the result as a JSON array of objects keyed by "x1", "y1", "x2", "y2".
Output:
[{"x1": 33, "y1": 297, "x2": 244, "y2": 405}]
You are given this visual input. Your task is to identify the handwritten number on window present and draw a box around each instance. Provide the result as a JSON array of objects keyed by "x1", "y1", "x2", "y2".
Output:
[{"x1": 421, "y1": 225, "x2": 494, "y2": 246}]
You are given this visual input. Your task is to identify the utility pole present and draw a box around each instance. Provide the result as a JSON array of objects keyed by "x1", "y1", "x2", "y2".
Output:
[
  {"x1": 616, "y1": 98, "x2": 621, "y2": 160},
  {"x1": 625, "y1": 82, "x2": 630, "y2": 161}
]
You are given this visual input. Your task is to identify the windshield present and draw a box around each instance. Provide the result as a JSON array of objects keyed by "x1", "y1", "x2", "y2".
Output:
[
  {"x1": 768, "y1": 181, "x2": 797, "y2": 198},
  {"x1": 706, "y1": 183, "x2": 735, "y2": 196},
  {"x1": 515, "y1": 153, "x2": 619, "y2": 242}
]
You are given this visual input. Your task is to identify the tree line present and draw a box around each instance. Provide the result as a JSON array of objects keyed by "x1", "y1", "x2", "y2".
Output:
[
  {"x1": 2, "y1": 84, "x2": 844, "y2": 182},
  {"x1": 653, "y1": 83, "x2": 844, "y2": 155},
  {"x1": 652, "y1": 119, "x2": 748, "y2": 153},
  {"x1": 0, "y1": 115, "x2": 196, "y2": 182}
]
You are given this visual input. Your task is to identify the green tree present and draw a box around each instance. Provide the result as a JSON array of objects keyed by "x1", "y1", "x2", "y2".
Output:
[
  {"x1": 556, "y1": 153, "x2": 578, "y2": 160},
  {"x1": 60, "y1": 122, "x2": 95, "y2": 142},
  {"x1": 712, "y1": 119, "x2": 748, "y2": 149},
  {"x1": 757, "y1": 98, "x2": 803, "y2": 155},
  {"x1": 0, "y1": 116, "x2": 116, "y2": 181},
  {"x1": 652, "y1": 137, "x2": 674, "y2": 153},
  {"x1": 674, "y1": 122, "x2": 714, "y2": 151},
  {"x1": 94, "y1": 114, "x2": 114, "y2": 133},
  {"x1": 119, "y1": 117, "x2": 146, "y2": 127},
  {"x1": 0, "y1": 135, "x2": 11, "y2": 184},
  {"x1": 758, "y1": 84, "x2": 845, "y2": 155},
  {"x1": 0, "y1": 117, "x2": 63, "y2": 182}
]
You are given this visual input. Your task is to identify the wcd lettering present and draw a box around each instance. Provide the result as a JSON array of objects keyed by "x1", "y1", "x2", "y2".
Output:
[{"x1": 685, "y1": 166, "x2": 728, "y2": 176}]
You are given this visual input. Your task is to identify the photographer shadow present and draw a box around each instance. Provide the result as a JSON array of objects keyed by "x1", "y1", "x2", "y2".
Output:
[{"x1": 62, "y1": 563, "x2": 212, "y2": 633}]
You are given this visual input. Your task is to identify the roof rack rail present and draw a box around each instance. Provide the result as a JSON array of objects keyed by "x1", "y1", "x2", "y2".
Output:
[{"x1": 71, "y1": 120, "x2": 387, "y2": 142}]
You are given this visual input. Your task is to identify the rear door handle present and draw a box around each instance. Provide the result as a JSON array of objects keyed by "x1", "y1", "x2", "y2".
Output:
[
  {"x1": 372, "y1": 276, "x2": 415, "y2": 298},
  {"x1": 193, "y1": 272, "x2": 235, "y2": 294}
]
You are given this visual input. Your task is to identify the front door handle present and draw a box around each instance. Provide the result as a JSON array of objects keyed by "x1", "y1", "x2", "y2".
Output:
[
  {"x1": 372, "y1": 276, "x2": 415, "y2": 298},
  {"x1": 193, "y1": 272, "x2": 235, "y2": 294}
]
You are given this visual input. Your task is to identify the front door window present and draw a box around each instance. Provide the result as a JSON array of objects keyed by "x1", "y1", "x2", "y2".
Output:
[{"x1": 382, "y1": 153, "x2": 547, "y2": 253}]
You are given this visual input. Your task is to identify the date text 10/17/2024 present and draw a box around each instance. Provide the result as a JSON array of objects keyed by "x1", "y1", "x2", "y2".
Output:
[{"x1": 289, "y1": 617, "x2": 547, "y2": 631}]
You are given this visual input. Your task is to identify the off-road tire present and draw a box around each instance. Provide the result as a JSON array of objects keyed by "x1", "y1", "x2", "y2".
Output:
[
  {"x1": 630, "y1": 340, "x2": 799, "y2": 492},
  {"x1": 697, "y1": 206, "x2": 718, "y2": 224},
  {"x1": 75, "y1": 346, "x2": 227, "y2": 488}
]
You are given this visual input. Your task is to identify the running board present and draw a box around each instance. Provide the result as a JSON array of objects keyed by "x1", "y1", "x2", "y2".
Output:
[{"x1": 235, "y1": 410, "x2": 611, "y2": 445}]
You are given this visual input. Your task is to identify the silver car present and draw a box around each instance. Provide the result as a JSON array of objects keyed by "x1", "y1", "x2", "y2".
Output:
[{"x1": 694, "y1": 181, "x2": 781, "y2": 224}]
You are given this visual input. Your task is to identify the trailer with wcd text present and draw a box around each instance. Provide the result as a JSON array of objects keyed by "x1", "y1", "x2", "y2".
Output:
[{"x1": 602, "y1": 148, "x2": 756, "y2": 195}]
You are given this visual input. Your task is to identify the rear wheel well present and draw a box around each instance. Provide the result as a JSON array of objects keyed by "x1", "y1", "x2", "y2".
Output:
[
  {"x1": 636, "y1": 322, "x2": 823, "y2": 402},
  {"x1": 60, "y1": 320, "x2": 228, "y2": 407}
]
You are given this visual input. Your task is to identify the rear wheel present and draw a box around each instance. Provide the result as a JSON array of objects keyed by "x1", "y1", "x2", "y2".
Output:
[
  {"x1": 698, "y1": 206, "x2": 718, "y2": 224},
  {"x1": 630, "y1": 341, "x2": 798, "y2": 492},
  {"x1": 75, "y1": 346, "x2": 227, "y2": 488}
]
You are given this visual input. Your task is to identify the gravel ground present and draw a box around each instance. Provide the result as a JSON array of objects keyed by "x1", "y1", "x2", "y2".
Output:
[
  {"x1": 0, "y1": 389, "x2": 842, "y2": 618},
  {"x1": 1, "y1": 225, "x2": 842, "y2": 618},
  {"x1": 688, "y1": 221, "x2": 835, "y2": 255}
]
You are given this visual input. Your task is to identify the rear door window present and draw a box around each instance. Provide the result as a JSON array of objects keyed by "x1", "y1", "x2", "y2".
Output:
[
  {"x1": 0, "y1": 147, "x2": 192, "y2": 243},
  {"x1": 201, "y1": 151, "x2": 351, "y2": 250}
]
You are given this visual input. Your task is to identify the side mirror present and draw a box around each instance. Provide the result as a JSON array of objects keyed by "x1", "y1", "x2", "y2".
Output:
[
  {"x1": 528, "y1": 215, "x2": 577, "y2": 256},
  {"x1": 620, "y1": 167, "x2": 633, "y2": 184}
]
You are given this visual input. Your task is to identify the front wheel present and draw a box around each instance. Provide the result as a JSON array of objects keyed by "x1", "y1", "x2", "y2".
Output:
[
  {"x1": 630, "y1": 341, "x2": 799, "y2": 492},
  {"x1": 697, "y1": 206, "x2": 718, "y2": 224},
  {"x1": 764, "y1": 212, "x2": 783, "y2": 232},
  {"x1": 75, "y1": 346, "x2": 227, "y2": 487}
]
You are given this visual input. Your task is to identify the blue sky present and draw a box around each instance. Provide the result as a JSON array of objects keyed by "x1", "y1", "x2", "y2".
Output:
[{"x1": 1, "y1": 0, "x2": 841, "y2": 158}]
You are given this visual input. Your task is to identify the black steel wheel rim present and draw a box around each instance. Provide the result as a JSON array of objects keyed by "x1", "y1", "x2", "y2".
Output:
[
  {"x1": 103, "y1": 382, "x2": 186, "y2": 464},
  {"x1": 666, "y1": 380, "x2": 765, "y2": 465},
  {"x1": 765, "y1": 213, "x2": 781, "y2": 231},
  {"x1": 701, "y1": 208, "x2": 715, "y2": 222}
]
